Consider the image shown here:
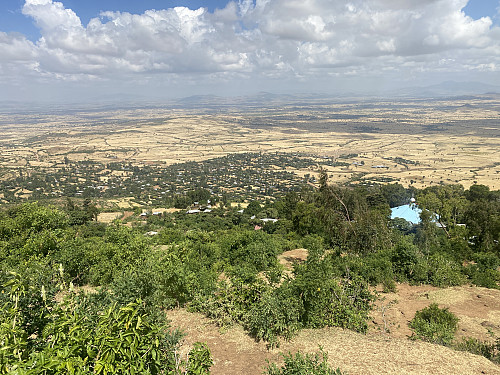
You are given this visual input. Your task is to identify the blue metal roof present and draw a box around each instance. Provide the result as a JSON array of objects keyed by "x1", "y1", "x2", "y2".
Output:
[{"x1": 391, "y1": 204, "x2": 422, "y2": 224}]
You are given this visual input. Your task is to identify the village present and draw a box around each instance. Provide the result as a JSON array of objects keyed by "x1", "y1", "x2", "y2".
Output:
[{"x1": 0, "y1": 152, "x2": 323, "y2": 207}]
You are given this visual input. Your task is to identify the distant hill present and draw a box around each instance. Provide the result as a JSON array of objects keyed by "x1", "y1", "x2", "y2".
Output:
[
  {"x1": 392, "y1": 81, "x2": 500, "y2": 98},
  {"x1": 2, "y1": 82, "x2": 499, "y2": 111}
]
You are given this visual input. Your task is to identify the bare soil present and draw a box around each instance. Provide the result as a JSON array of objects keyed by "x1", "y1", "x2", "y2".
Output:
[
  {"x1": 96, "y1": 211, "x2": 122, "y2": 223},
  {"x1": 371, "y1": 284, "x2": 500, "y2": 342}
]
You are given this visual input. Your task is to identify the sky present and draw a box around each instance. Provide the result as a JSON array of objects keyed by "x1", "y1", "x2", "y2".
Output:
[{"x1": 1, "y1": 0, "x2": 500, "y2": 102}]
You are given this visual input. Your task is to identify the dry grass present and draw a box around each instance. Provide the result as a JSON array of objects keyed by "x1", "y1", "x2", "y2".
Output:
[
  {"x1": 278, "y1": 248, "x2": 308, "y2": 271},
  {"x1": 97, "y1": 211, "x2": 122, "y2": 223},
  {"x1": 167, "y1": 282, "x2": 500, "y2": 375},
  {"x1": 371, "y1": 284, "x2": 500, "y2": 342}
]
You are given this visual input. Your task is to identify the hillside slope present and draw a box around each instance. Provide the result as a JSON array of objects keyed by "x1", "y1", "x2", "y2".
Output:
[{"x1": 167, "y1": 284, "x2": 500, "y2": 375}]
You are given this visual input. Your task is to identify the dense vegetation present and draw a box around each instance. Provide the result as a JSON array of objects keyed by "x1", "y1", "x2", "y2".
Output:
[{"x1": 0, "y1": 160, "x2": 499, "y2": 371}]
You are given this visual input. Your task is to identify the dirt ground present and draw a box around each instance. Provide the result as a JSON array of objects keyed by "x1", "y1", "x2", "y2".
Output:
[
  {"x1": 96, "y1": 211, "x2": 122, "y2": 223},
  {"x1": 371, "y1": 284, "x2": 500, "y2": 341}
]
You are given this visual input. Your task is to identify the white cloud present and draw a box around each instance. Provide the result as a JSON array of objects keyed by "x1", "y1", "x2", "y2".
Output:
[
  {"x1": 0, "y1": 32, "x2": 36, "y2": 62},
  {"x1": 0, "y1": 0, "x2": 499, "y2": 100}
]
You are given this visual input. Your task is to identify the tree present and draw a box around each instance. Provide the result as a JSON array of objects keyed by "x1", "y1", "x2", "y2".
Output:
[
  {"x1": 244, "y1": 200, "x2": 262, "y2": 216},
  {"x1": 418, "y1": 185, "x2": 467, "y2": 236}
]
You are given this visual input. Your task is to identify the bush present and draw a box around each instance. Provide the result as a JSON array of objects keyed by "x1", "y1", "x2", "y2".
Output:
[
  {"x1": 466, "y1": 253, "x2": 500, "y2": 289},
  {"x1": 336, "y1": 251, "x2": 395, "y2": 292},
  {"x1": 427, "y1": 253, "x2": 466, "y2": 287},
  {"x1": 246, "y1": 286, "x2": 302, "y2": 348},
  {"x1": 190, "y1": 279, "x2": 268, "y2": 329},
  {"x1": 265, "y1": 349, "x2": 344, "y2": 375},
  {"x1": 193, "y1": 277, "x2": 304, "y2": 349},
  {"x1": 0, "y1": 272, "x2": 213, "y2": 375},
  {"x1": 391, "y1": 240, "x2": 426, "y2": 283},
  {"x1": 293, "y1": 258, "x2": 374, "y2": 333},
  {"x1": 409, "y1": 303, "x2": 458, "y2": 345},
  {"x1": 453, "y1": 337, "x2": 500, "y2": 363}
]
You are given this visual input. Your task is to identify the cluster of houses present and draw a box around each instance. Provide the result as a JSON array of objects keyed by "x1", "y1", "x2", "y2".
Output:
[{"x1": 186, "y1": 201, "x2": 213, "y2": 214}]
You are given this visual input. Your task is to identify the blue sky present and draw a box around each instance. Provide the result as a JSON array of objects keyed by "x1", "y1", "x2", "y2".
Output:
[
  {"x1": 1, "y1": 0, "x2": 500, "y2": 102},
  {"x1": 463, "y1": 0, "x2": 500, "y2": 21},
  {"x1": 1, "y1": 0, "x2": 230, "y2": 40},
  {"x1": 0, "y1": 1, "x2": 233, "y2": 42},
  {"x1": 1, "y1": 0, "x2": 497, "y2": 39}
]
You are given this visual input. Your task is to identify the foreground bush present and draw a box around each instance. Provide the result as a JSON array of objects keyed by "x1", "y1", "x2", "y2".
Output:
[
  {"x1": 0, "y1": 272, "x2": 212, "y2": 375},
  {"x1": 192, "y1": 269, "x2": 374, "y2": 348},
  {"x1": 409, "y1": 303, "x2": 458, "y2": 345},
  {"x1": 246, "y1": 284, "x2": 302, "y2": 348}
]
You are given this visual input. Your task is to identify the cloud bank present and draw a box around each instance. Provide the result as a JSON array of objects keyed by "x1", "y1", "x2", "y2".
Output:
[{"x1": 1, "y1": 0, "x2": 500, "y2": 100}]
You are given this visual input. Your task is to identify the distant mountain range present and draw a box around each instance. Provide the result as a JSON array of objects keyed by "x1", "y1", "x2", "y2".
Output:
[
  {"x1": 1, "y1": 81, "x2": 499, "y2": 111},
  {"x1": 391, "y1": 81, "x2": 500, "y2": 98},
  {"x1": 172, "y1": 82, "x2": 500, "y2": 109},
  {"x1": 174, "y1": 92, "x2": 320, "y2": 108}
]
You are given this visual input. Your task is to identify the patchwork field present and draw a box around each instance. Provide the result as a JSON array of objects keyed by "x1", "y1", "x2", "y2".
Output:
[{"x1": 0, "y1": 95, "x2": 499, "y2": 190}]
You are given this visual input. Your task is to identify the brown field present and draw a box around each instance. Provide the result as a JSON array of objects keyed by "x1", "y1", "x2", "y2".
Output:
[
  {"x1": 371, "y1": 284, "x2": 500, "y2": 342},
  {"x1": 96, "y1": 211, "x2": 123, "y2": 223},
  {"x1": 1, "y1": 95, "x2": 499, "y2": 189},
  {"x1": 168, "y1": 283, "x2": 500, "y2": 375}
]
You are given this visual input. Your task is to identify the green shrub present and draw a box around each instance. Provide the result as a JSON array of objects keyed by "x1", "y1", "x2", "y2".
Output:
[
  {"x1": 336, "y1": 251, "x2": 395, "y2": 292},
  {"x1": 466, "y1": 253, "x2": 500, "y2": 289},
  {"x1": 427, "y1": 253, "x2": 466, "y2": 287},
  {"x1": 185, "y1": 342, "x2": 213, "y2": 375},
  {"x1": 246, "y1": 286, "x2": 303, "y2": 348},
  {"x1": 265, "y1": 349, "x2": 344, "y2": 375},
  {"x1": 190, "y1": 279, "x2": 268, "y2": 329},
  {"x1": 0, "y1": 272, "x2": 213, "y2": 375},
  {"x1": 409, "y1": 303, "x2": 458, "y2": 345},
  {"x1": 468, "y1": 268, "x2": 500, "y2": 289},
  {"x1": 391, "y1": 240, "x2": 426, "y2": 283},
  {"x1": 294, "y1": 272, "x2": 374, "y2": 333},
  {"x1": 111, "y1": 247, "x2": 214, "y2": 310},
  {"x1": 453, "y1": 337, "x2": 500, "y2": 363}
]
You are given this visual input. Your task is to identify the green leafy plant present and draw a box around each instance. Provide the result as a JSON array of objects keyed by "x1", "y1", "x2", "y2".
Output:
[
  {"x1": 245, "y1": 286, "x2": 302, "y2": 348},
  {"x1": 292, "y1": 258, "x2": 374, "y2": 333},
  {"x1": 466, "y1": 253, "x2": 500, "y2": 289},
  {"x1": 409, "y1": 303, "x2": 458, "y2": 345},
  {"x1": 184, "y1": 342, "x2": 213, "y2": 374},
  {"x1": 190, "y1": 279, "x2": 268, "y2": 327},
  {"x1": 426, "y1": 253, "x2": 466, "y2": 287},
  {"x1": 0, "y1": 272, "x2": 213, "y2": 375}
]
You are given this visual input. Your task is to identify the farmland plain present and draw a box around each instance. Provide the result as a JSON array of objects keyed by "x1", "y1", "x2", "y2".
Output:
[{"x1": 0, "y1": 94, "x2": 499, "y2": 192}]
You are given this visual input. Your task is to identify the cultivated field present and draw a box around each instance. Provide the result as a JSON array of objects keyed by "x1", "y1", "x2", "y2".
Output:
[{"x1": 0, "y1": 95, "x2": 499, "y2": 189}]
